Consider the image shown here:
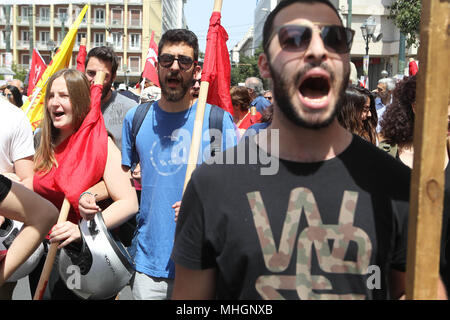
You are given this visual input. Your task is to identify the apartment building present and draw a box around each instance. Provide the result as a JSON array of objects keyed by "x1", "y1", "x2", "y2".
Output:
[{"x1": 0, "y1": 0, "x2": 187, "y2": 85}]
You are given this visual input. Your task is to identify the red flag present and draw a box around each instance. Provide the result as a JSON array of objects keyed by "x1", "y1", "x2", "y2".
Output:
[
  {"x1": 76, "y1": 43, "x2": 87, "y2": 72},
  {"x1": 142, "y1": 31, "x2": 160, "y2": 87},
  {"x1": 54, "y1": 82, "x2": 108, "y2": 215},
  {"x1": 409, "y1": 59, "x2": 418, "y2": 76},
  {"x1": 27, "y1": 49, "x2": 47, "y2": 97},
  {"x1": 201, "y1": 12, "x2": 233, "y2": 116}
]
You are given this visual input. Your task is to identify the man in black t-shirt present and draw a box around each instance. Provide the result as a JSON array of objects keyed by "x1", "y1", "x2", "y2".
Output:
[{"x1": 171, "y1": 0, "x2": 447, "y2": 300}]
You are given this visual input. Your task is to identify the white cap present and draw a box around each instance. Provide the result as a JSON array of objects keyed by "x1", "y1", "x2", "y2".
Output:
[{"x1": 118, "y1": 83, "x2": 127, "y2": 91}]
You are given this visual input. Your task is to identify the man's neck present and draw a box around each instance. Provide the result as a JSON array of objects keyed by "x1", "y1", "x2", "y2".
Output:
[
  {"x1": 159, "y1": 94, "x2": 193, "y2": 113},
  {"x1": 259, "y1": 104, "x2": 353, "y2": 163},
  {"x1": 381, "y1": 95, "x2": 390, "y2": 106}
]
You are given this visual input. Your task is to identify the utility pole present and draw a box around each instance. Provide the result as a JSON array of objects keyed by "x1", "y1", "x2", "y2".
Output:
[
  {"x1": 347, "y1": 0, "x2": 352, "y2": 29},
  {"x1": 398, "y1": 33, "x2": 406, "y2": 76},
  {"x1": 3, "y1": 5, "x2": 11, "y2": 53},
  {"x1": 28, "y1": 5, "x2": 34, "y2": 67}
]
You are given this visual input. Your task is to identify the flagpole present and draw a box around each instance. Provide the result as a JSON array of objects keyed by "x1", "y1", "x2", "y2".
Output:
[
  {"x1": 33, "y1": 71, "x2": 106, "y2": 300},
  {"x1": 182, "y1": 0, "x2": 223, "y2": 194}
]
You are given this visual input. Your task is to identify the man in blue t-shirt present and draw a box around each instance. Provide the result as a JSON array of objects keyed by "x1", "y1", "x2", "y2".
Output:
[
  {"x1": 121, "y1": 29, "x2": 236, "y2": 300},
  {"x1": 245, "y1": 77, "x2": 271, "y2": 113}
]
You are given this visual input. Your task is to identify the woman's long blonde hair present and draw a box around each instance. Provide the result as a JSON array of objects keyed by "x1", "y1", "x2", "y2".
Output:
[{"x1": 34, "y1": 69, "x2": 91, "y2": 173}]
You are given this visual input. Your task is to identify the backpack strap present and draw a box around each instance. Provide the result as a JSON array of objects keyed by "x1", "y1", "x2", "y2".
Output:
[
  {"x1": 131, "y1": 102, "x2": 152, "y2": 170},
  {"x1": 209, "y1": 105, "x2": 224, "y2": 157}
]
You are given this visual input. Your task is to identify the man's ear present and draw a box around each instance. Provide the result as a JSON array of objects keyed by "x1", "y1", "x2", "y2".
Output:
[
  {"x1": 258, "y1": 53, "x2": 271, "y2": 79},
  {"x1": 194, "y1": 64, "x2": 201, "y2": 77}
]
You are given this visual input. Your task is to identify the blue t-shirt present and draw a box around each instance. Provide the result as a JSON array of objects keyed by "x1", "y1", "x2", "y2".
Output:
[
  {"x1": 121, "y1": 101, "x2": 237, "y2": 278},
  {"x1": 251, "y1": 95, "x2": 271, "y2": 113}
]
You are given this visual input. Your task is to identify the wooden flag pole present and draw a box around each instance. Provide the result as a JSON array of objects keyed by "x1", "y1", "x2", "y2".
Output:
[
  {"x1": 182, "y1": 0, "x2": 223, "y2": 194},
  {"x1": 33, "y1": 198, "x2": 71, "y2": 300},
  {"x1": 33, "y1": 71, "x2": 106, "y2": 300},
  {"x1": 405, "y1": 0, "x2": 450, "y2": 300}
]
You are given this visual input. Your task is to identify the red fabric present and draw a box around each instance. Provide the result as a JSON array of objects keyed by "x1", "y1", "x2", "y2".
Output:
[
  {"x1": 0, "y1": 249, "x2": 6, "y2": 263},
  {"x1": 201, "y1": 12, "x2": 234, "y2": 116},
  {"x1": 409, "y1": 60, "x2": 418, "y2": 76},
  {"x1": 27, "y1": 49, "x2": 47, "y2": 96},
  {"x1": 34, "y1": 83, "x2": 108, "y2": 219},
  {"x1": 76, "y1": 45, "x2": 87, "y2": 72},
  {"x1": 238, "y1": 112, "x2": 262, "y2": 130},
  {"x1": 142, "y1": 31, "x2": 160, "y2": 87}
]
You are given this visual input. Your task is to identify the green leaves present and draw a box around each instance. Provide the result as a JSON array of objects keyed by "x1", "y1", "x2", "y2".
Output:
[{"x1": 388, "y1": 0, "x2": 421, "y2": 48}]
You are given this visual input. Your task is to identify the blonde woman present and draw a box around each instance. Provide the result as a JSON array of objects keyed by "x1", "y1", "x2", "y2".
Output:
[{"x1": 30, "y1": 69, "x2": 138, "y2": 299}]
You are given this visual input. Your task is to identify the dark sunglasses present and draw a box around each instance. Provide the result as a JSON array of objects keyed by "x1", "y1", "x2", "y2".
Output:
[
  {"x1": 2, "y1": 92, "x2": 12, "y2": 98},
  {"x1": 192, "y1": 79, "x2": 201, "y2": 86},
  {"x1": 265, "y1": 96, "x2": 272, "y2": 101},
  {"x1": 158, "y1": 54, "x2": 197, "y2": 71},
  {"x1": 267, "y1": 24, "x2": 355, "y2": 54}
]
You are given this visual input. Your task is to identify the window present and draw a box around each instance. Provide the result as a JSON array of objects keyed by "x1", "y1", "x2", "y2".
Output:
[
  {"x1": 111, "y1": 9, "x2": 122, "y2": 25},
  {"x1": 116, "y1": 56, "x2": 123, "y2": 71},
  {"x1": 94, "y1": 33, "x2": 105, "y2": 47},
  {"x1": 95, "y1": 9, "x2": 105, "y2": 24},
  {"x1": 21, "y1": 6, "x2": 31, "y2": 19},
  {"x1": 129, "y1": 34, "x2": 140, "y2": 49},
  {"x1": 129, "y1": 56, "x2": 140, "y2": 72},
  {"x1": 40, "y1": 31, "x2": 50, "y2": 45},
  {"x1": 58, "y1": 8, "x2": 68, "y2": 21},
  {"x1": 1, "y1": 30, "x2": 11, "y2": 45},
  {"x1": 22, "y1": 54, "x2": 30, "y2": 66},
  {"x1": 112, "y1": 33, "x2": 123, "y2": 49},
  {"x1": 40, "y1": 7, "x2": 50, "y2": 22},
  {"x1": 129, "y1": 9, "x2": 141, "y2": 26},
  {"x1": 21, "y1": 30, "x2": 30, "y2": 43},
  {"x1": 76, "y1": 32, "x2": 87, "y2": 46}
]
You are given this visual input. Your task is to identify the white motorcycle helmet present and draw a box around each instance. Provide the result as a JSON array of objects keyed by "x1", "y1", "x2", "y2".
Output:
[
  {"x1": 0, "y1": 218, "x2": 45, "y2": 282},
  {"x1": 58, "y1": 212, "x2": 135, "y2": 300}
]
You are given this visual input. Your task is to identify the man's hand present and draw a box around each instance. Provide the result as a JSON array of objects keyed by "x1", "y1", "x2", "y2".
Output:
[
  {"x1": 0, "y1": 215, "x2": 5, "y2": 227},
  {"x1": 173, "y1": 201, "x2": 182, "y2": 222},
  {"x1": 132, "y1": 163, "x2": 142, "y2": 181},
  {"x1": 78, "y1": 192, "x2": 101, "y2": 221}
]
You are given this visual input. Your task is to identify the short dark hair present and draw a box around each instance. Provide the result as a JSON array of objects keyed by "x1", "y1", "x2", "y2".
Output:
[
  {"x1": 263, "y1": 0, "x2": 343, "y2": 56},
  {"x1": 158, "y1": 29, "x2": 199, "y2": 62},
  {"x1": 5, "y1": 85, "x2": 23, "y2": 108},
  {"x1": 85, "y1": 46, "x2": 119, "y2": 77}
]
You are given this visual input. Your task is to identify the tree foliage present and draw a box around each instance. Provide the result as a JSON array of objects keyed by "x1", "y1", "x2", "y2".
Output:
[
  {"x1": 230, "y1": 46, "x2": 268, "y2": 88},
  {"x1": 388, "y1": 0, "x2": 421, "y2": 48}
]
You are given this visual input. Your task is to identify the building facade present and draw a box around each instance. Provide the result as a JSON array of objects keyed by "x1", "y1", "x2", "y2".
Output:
[
  {"x1": 244, "y1": 0, "x2": 418, "y2": 90},
  {"x1": 0, "y1": 0, "x2": 186, "y2": 85}
]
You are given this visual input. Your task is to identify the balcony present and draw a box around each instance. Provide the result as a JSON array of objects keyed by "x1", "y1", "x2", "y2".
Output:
[
  {"x1": 17, "y1": 40, "x2": 30, "y2": 49},
  {"x1": 92, "y1": 18, "x2": 106, "y2": 27},
  {"x1": 36, "y1": 18, "x2": 51, "y2": 26},
  {"x1": 91, "y1": 42, "x2": 105, "y2": 48},
  {"x1": 128, "y1": 19, "x2": 142, "y2": 28},
  {"x1": 111, "y1": 19, "x2": 123, "y2": 28},
  {"x1": 17, "y1": 16, "x2": 30, "y2": 25},
  {"x1": 128, "y1": 45, "x2": 141, "y2": 53}
]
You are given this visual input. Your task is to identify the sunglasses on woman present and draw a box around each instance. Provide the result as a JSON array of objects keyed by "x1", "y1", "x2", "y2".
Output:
[
  {"x1": 158, "y1": 54, "x2": 197, "y2": 71},
  {"x1": 267, "y1": 24, "x2": 355, "y2": 54}
]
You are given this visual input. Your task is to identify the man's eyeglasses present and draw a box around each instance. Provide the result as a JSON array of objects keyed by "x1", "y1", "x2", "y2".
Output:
[
  {"x1": 267, "y1": 24, "x2": 355, "y2": 54},
  {"x1": 2, "y1": 92, "x2": 12, "y2": 99},
  {"x1": 192, "y1": 79, "x2": 201, "y2": 86},
  {"x1": 158, "y1": 54, "x2": 197, "y2": 71}
]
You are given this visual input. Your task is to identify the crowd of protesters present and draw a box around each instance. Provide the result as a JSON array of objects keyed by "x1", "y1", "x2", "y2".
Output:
[{"x1": 1, "y1": 0, "x2": 449, "y2": 301}]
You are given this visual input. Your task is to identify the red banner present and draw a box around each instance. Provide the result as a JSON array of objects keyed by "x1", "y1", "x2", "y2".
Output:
[
  {"x1": 142, "y1": 31, "x2": 160, "y2": 87},
  {"x1": 27, "y1": 49, "x2": 47, "y2": 97}
]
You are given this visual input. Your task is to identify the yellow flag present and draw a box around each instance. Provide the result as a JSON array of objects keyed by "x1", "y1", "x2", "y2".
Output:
[{"x1": 22, "y1": 5, "x2": 89, "y2": 130}]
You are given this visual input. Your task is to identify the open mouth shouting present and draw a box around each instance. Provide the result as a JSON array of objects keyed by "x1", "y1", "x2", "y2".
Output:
[
  {"x1": 298, "y1": 69, "x2": 332, "y2": 110},
  {"x1": 52, "y1": 110, "x2": 66, "y2": 121}
]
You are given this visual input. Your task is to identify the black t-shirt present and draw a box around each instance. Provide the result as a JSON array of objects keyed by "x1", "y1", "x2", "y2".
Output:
[
  {"x1": 0, "y1": 174, "x2": 12, "y2": 203},
  {"x1": 172, "y1": 135, "x2": 411, "y2": 300}
]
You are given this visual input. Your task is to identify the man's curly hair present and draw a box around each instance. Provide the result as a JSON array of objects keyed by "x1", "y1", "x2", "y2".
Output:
[{"x1": 379, "y1": 75, "x2": 417, "y2": 145}]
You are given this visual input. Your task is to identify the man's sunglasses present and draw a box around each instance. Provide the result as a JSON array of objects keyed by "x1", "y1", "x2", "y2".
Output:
[
  {"x1": 267, "y1": 24, "x2": 355, "y2": 54},
  {"x1": 158, "y1": 54, "x2": 197, "y2": 71}
]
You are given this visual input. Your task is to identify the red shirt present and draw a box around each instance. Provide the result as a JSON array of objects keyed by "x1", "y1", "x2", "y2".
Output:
[
  {"x1": 33, "y1": 138, "x2": 85, "y2": 225},
  {"x1": 238, "y1": 112, "x2": 262, "y2": 130}
]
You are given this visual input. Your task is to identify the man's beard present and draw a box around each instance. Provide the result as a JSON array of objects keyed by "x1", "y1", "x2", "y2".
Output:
[
  {"x1": 101, "y1": 81, "x2": 113, "y2": 100},
  {"x1": 159, "y1": 71, "x2": 193, "y2": 102},
  {"x1": 270, "y1": 62, "x2": 349, "y2": 130}
]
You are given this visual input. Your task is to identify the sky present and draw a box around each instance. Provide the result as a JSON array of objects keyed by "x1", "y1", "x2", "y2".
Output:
[{"x1": 184, "y1": 0, "x2": 258, "y2": 53}]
